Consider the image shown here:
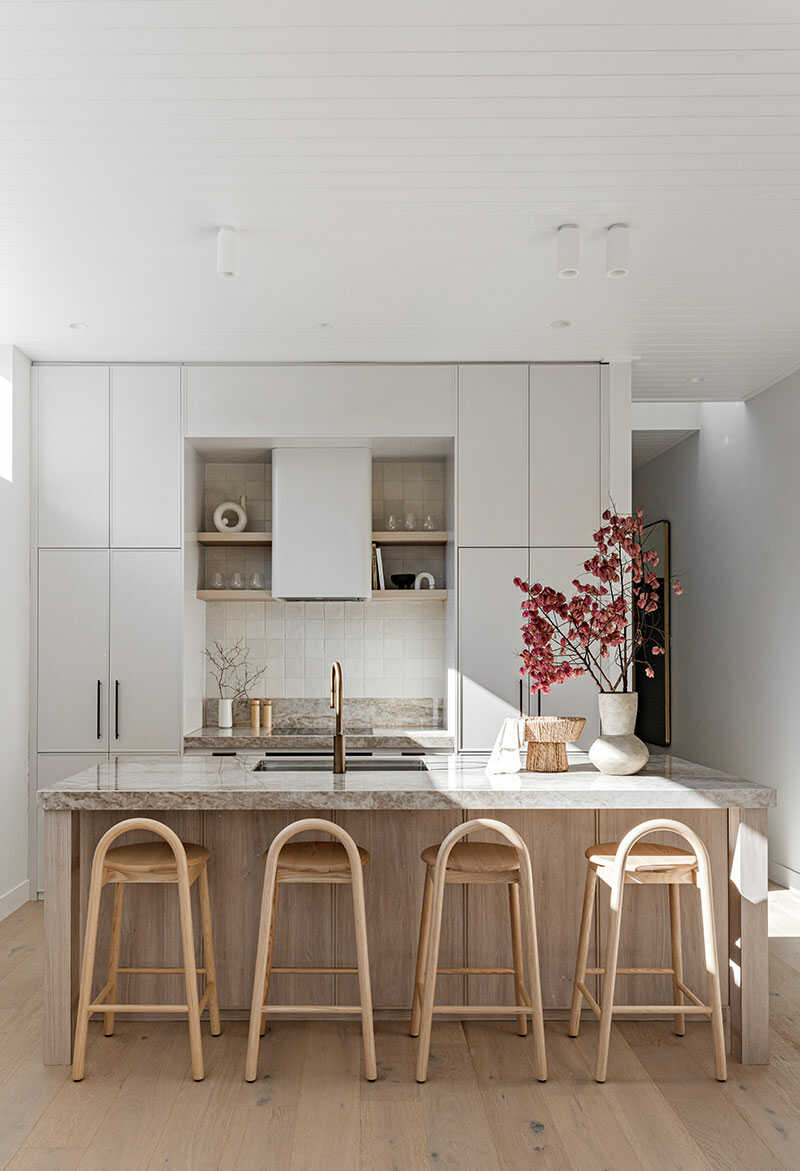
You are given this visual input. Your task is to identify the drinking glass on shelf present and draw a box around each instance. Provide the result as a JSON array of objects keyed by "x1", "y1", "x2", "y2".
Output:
[
  {"x1": 249, "y1": 571, "x2": 266, "y2": 590},
  {"x1": 404, "y1": 512, "x2": 417, "y2": 531},
  {"x1": 423, "y1": 514, "x2": 436, "y2": 531},
  {"x1": 209, "y1": 571, "x2": 225, "y2": 590},
  {"x1": 229, "y1": 571, "x2": 245, "y2": 590},
  {"x1": 385, "y1": 513, "x2": 399, "y2": 531}
]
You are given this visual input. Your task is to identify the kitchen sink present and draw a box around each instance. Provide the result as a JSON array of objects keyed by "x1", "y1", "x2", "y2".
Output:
[{"x1": 252, "y1": 756, "x2": 428, "y2": 772}]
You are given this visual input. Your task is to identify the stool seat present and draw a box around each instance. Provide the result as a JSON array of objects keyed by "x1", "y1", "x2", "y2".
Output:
[
  {"x1": 104, "y1": 841, "x2": 210, "y2": 877},
  {"x1": 264, "y1": 840, "x2": 370, "y2": 875},
  {"x1": 421, "y1": 841, "x2": 520, "y2": 873},
  {"x1": 586, "y1": 842, "x2": 696, "y2": 870}
]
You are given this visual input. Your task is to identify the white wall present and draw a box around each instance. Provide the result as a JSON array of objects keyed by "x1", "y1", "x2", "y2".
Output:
[
  {"x1": 0, "y1": 346, "x2": 31, "y2": 918},
  {"x1": 634, "y1": 376, "x2": 800, "y2": 884}
]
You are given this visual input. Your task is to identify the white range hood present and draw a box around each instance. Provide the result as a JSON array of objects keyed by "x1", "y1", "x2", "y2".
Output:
[{"x1": 271, "y1": 447, "x2": 372, "y2": 600}]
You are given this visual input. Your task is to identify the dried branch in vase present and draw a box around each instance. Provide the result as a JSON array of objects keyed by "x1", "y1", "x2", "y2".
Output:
[
  {"x1": 514, "y1": 508, "x2": 683, "y2": 696},
  {"x1": 205, "y1": 639, "x2": 265, "y2": 700}
]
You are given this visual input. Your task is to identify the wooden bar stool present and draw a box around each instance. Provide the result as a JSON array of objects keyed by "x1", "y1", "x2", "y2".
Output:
[
  {"x1": 73, "y1": 817, "x2": 220, "y2": 1083},
  {"x1": 569, "y1": 817, "x2": 727, "y2": 1083},
  {"x1": 411, "y1": 818, "x2": 547, "y2": 1084},
  {"x1": 245, "y1": 818, "x2": 377, "y2": 1083}
]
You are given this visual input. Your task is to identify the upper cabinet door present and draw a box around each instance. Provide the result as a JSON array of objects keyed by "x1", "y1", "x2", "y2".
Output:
[
  {"x1": 111, "y1": 366, "x2": 181, "y2": 548},
  {"x1": 459, "y1": 547, "x2": 529, "y2": 751},
  {"x1": 530, "y1": 364, "x2": 601, "y2": 547},
  {"x1": 110, "y1": 550, "x2": 182, "y2": 751},
  {"x1": 37, "y1": 366, "x2": 109, "y2": 547},
  {"x1": 458, "y1": 365, "x2": 528, "y2": 546},
  {"x1": 38, "y1": 549, "x2": 109, "y2": 751}
]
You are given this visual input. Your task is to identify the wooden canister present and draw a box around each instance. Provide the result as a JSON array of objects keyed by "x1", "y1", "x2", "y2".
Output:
[
  {"x1": 250, "y1": 699, "x2": 261, "y2": 732},
  {"x1": 260, "y1": 700, "x2": 273, "y2": 735}
]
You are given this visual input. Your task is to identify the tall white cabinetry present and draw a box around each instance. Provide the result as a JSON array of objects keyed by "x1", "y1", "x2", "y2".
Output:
[
  {"x1": 457, "y1": 363, "x2": 613, "y2": 750},
  {"x1": 34, "y1": 364, "x2": 184, "y2": 890}
]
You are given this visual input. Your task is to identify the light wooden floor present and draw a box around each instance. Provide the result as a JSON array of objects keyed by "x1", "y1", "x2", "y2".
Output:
[{"x1": 3, "y1": 892, "x2": 800, "y2": 1169}]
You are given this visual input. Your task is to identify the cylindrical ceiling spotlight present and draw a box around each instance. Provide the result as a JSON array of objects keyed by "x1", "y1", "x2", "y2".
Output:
[
  {"x1": 216, "y1": 225, "x2": 239, "y2": 278},
  {"x1": 606, "y1": 223, "x2": 630, "y2": 278},
  {"x1": 556, "y1": 223, "x2": 581, "y2": 279}
]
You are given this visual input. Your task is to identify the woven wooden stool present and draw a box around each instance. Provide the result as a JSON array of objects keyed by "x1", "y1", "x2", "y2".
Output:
[
  {"x1": 245, "y1": 818, "x2": 377, "y2": 1083},
  {"x1": 569, "y1": 817, "x2": 726, "y2": 1083},
  {"x1": 73, "y1": 817, "x2": 220, "y2": 1082},
  {"x1": 410, "y1": 818, "x2": 547, "y2": 1084}
]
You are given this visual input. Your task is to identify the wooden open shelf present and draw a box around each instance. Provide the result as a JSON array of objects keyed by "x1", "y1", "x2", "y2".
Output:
[
  {"x1": 197, "y1": 589, "x2": 448, "y2": 602},
  {"x1": 197, "y1": 530, "x2": 448, "y2": 547}
]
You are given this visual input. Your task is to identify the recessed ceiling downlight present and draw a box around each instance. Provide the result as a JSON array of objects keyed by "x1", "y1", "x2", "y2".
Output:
[
  {"x1": 216, "y1": 225, "x2": 239, "y2": 278},
  {"x1": 556, "y1": 224, "x2": 580, "y2": 279},
  {"x1": 606, "y1": 223, "x2": 630, "y2": 278}
]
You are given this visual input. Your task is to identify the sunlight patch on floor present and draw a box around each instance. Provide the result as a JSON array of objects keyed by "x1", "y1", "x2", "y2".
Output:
[{"x1": 768, "y1": 886, "x2": 800, "y2": 939}]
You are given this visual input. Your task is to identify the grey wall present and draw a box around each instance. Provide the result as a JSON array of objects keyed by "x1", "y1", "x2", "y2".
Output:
[
  {"x1": 0, "y1": 346, "x2": 31, "y2": 917},
  {"x1": 634, "y1": 376, "x2": 800, "y2": 883}
]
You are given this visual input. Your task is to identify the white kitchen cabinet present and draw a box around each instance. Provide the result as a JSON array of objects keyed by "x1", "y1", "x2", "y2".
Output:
[
  {"x1": 530, "y1": 364, "x2": 601, "y2": 547},
  {"x1": 35, "y1": 753, "x2": 107, "y2": 893},
  {"x1": 111, "y1": 366, "x2": 182, "y2": 548},
  {"x1": 38, "y1": 549, "x2": 109, "y2": 751},
  {"x1": 458, "y1": 365, "x2": 528, "y2": 546},
  {"x1": 458, "y1": 547, "x2": 529, "y2": 751},
  {"x1": 36, "y1": 366, "x2": 109, "y2": 547},
  {"x1": 110, "y1": 550, "x2": 182, "y2": 751},
  {"x1": 530, "y1": 547, "x2": 600, "y2": 746}
]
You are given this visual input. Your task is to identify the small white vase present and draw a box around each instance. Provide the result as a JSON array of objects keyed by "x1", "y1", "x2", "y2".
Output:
[
  {"x1": 217, "y1": 698, "x2": 233, "y2": 728},
  {"x1": 588, "y1": 692, "x2": 649, "y2": 776}
]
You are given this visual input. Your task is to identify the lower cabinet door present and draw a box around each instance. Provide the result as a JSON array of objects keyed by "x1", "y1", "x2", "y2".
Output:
[
  {"x1": 110, "y1": 550, "x2": 182, "y2": 752},
  {"x1": 36, "y1": 752, "x2": 108, "y2": 894},
  {"x1": 531, "y1": 548, "x2": 600, "y2": 746},
  {"x1": 459, "y1": 547, "x2": 529, "y2": 751}
]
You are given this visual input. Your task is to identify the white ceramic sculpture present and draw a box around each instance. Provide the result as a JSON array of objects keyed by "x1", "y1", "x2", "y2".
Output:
[{"x1": 213, "y1": 501, "x2": 247, "y2": 533}]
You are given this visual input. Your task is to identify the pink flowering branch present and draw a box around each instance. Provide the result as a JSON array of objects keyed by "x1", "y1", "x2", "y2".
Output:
[{"x1": 514, "y1": 508, "x2": 683, "y2": 695}]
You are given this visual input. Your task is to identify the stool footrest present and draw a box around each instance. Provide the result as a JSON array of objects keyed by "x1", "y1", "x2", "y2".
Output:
[
  {"x1": 88, "y1": 1003, "x2": 193, "y2": 1013},
  {"x1": 429, "y1": 1005, "x2": 540, "y2": 1016},
  {"x1": 259, "y1": 1005, "x2": 368, "y2": 1015},
  {"x1": 116, "y1": 966, "x2": 207, "y2": 975},
  {"x1": 269, "y1": 966, "x2": 358, "y2": 975},
  {"x1": 437, "y1": 967, "x2": 515, "y2": 976},
  {"x1": 586, "y1": 967, "x2": 675, "y2": 976},
  {"x1": 607, "y1": 1004, "x2": 711, "y2": 1016}
]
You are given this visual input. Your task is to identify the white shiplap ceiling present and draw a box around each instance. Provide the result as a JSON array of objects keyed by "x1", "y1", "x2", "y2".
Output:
[{"x1": 4, "y1": 1, "x2": 800, "y2": 399}]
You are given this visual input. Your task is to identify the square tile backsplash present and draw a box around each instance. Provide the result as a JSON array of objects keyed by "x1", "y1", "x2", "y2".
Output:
[{"x1": 205, "y1": 597, "x2": 447, "y2": 700}]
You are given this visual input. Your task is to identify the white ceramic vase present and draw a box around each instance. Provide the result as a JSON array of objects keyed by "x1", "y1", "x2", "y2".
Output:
[
  {"x1": 218, "y1": 698, "x2": 233, "y2": 728},
  {"x1": 588, "y1": 692, "x2": 649, "y2": 776}
]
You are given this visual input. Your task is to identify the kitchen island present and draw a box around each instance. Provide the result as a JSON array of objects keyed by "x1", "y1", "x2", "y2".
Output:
[{"x1": 39, "y1": 751, "x2": 774, "y2": 1068}]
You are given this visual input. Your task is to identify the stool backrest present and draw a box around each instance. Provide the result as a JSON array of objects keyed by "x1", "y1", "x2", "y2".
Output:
[
  {"x1": 89, "y1": 816, "x2": 191, "y2": 885},
  {"x1": 262, "y1": 817, "x2": 364, "y2": 879}
]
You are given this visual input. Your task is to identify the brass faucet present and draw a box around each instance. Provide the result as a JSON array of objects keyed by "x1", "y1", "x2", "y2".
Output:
[{"x1": 330, "y1": 660, "x2": 345, "y2": 774}]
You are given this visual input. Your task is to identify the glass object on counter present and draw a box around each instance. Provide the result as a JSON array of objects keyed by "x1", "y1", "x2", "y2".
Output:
[
  {"x1": 229, "y1": 571, "x2": 245, "y2": 590},
  {"x1": 209, "y1": 571, "x2": 225, "y2": 590},
  {"x1": 385, "y1": 513, "x2": 399, "y2": 531},
  {"x1": 404, "y1": 512, "x2": 417, "y2": 531},
  {"x1": 423, "y1": 514, "x2": 436, "y2": 531},
  {"x1": 249, "y1": 571, "x2": 266, "y2": 590}
]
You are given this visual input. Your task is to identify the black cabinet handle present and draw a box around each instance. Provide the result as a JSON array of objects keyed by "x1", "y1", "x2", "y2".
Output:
[
  {"x1": 115, "y1": 680, "x2": 120, "y2": 741},
  {"x1": 96, "y1": 680, "x2": 102, "y2": 740}
]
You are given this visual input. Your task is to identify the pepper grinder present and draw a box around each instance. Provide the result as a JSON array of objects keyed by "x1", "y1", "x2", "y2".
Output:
[
  {"x1": 250, "y1": 699, "x2": 261, "y2": 733},
  {"x1": 260, "y1": 699, "x2": 272, "y2": 736}
]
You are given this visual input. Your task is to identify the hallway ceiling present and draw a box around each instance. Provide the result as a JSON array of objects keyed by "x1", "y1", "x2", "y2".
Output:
[{"x1": 4, "y1": 1, "x2": 800, "y2": 400}]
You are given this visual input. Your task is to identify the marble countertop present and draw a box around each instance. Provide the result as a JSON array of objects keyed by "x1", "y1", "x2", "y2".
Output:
[
  {"x1": 183, "y1": 726, "x2": 454, "y2": 751},
  {"x1": 37, "y1": 751, "x2": 777, "y2": 811}
]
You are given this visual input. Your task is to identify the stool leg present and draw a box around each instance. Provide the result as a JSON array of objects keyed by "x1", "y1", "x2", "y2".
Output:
[
  {"x1": 245, "y1": 860, "x2": 279, "y2": 1082},
  {"x1": 668, "y1": 884, "x2": 685, "y2": 1037},
  {"x1": 176, "y1": 865, "x2": 204, "y2": 1081},
  {"x1": 415, "y1": 865, "x2": 447, "y2": 1083},
  {"x1": 518, "y1": 854, "x2": 547, "y2": 1081},
  {"x1": 259, "y1": 883, "x2": 279, "y2": 1038},
  {"x1": 350, "y1": 864, "x2": 378, "y2": 1082},
  {"x1": 568, "y1": 865, "x2": 597, "y2": 1038},
  {"x1": 508, "y1": 882, "x2": 528, "y2": 1037},
  {"x1": 595, "y1": 875, "x2": 625, "y2": 1083},
  {"x1": 410, "y1": 868, "x2": 434, "y2": 1038},
  {"x1": 198, "y1": 865, "x2": 221, "y2": 1037},
  {"x1": 73, "y1": 858, "x2": 105, "y2": 1081},
  {"x1": 697, "y1": 866, "x2": 727, "y2": 1081},
  {"x1": 103, "y1": 883, "x2": 125, "y2": 1037}
]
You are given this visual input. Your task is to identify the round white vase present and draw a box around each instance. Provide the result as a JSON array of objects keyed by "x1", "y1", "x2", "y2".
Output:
[
  {"x1": 217, "y1": 698, "x2": 233, "y2": 728},
  {"x1": 588, "y1": 692, "x2": 649, "y2": 776}
]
